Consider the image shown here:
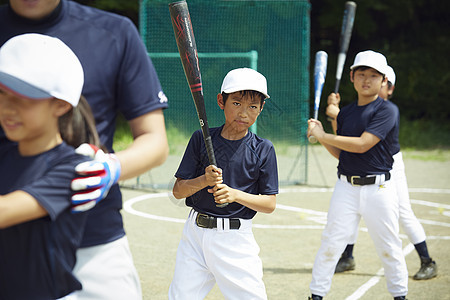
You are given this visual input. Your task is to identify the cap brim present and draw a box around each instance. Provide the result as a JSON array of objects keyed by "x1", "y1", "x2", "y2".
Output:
[
  {"x1": 350, "y1": 64, "x2": 385, "y2": 75},
  {"x1": 222, "y1": 87, "x2": 270, "y2": 99},
  {"x1": 0, "y1": 71, "x2": 52, "y2": 99}
]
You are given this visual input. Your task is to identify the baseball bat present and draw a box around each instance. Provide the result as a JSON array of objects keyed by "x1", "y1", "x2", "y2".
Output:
[
  {"x1": 169, "y1": 1, "x2": 226, "y2": 207},
  {"x1": 334, "y1": 1, "x2": 356, "y2": 94},
  {"x1": 309, "y1": 51, "x2": 328, "y2": 144}
]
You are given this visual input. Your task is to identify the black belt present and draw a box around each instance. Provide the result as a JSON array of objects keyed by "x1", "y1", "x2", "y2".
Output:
[
  {"x1": 195, "y1": 213, "x2": 241, "y2": 230},
  {"x1": 340, "y1": 172, "x2": 391, "y2": 186}
]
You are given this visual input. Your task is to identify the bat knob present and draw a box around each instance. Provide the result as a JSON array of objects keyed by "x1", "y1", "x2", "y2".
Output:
[
  {"x1": 216, "y1": 203, "x2": 229, "y2": 208},
  {"x1": 309, "y1": 136, "x2": 318, "y2": 144}
]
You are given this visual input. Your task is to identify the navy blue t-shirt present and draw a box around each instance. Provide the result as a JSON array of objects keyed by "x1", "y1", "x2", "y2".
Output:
[
  {"x1": 0, "y1": 0, "x2": 169, "y2": 247},
  {"x1": 386, "y1": 100, "x2": 401, "y2": 155},
  {"x1": 0, "y1": 143, "x2": 89, "y2": 299},
  {"x1": 175, "y1": 126, "x2": 279, "y2": 219},
  {"x1": 337, "y1": 97, "x2": 399, "y2": 176}
]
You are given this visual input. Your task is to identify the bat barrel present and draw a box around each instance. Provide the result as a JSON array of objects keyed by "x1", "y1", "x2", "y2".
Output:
[
  {"x1": 170, "y1": 0, "x2": 226, "y2": 207},
  {"x1": 334, "y1": 2, "x2": 356, "y2": 94},
  {"x1": 169, "y1": 0, "x2": 202, "y2": 90}
]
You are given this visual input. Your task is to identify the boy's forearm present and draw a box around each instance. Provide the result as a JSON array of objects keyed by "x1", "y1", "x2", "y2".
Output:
[
  {"x1": 331, "y1": 119, "x2": 338, "y2": 134},
  {"x1": 321, "y1": 140, "x2": 341, "y2": 159},
  {"x1": 319, "y1": 132, "x2": 374, "y2": 154},
  {"x1": 172, "y1": 176, "x2": 208, "y2": 199},
  {"x1": 232, "y1": 191, "x2": 276, "y2": 214}
]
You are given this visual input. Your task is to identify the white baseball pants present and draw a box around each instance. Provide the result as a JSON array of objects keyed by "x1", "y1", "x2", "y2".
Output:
[
  {"x1": 393, "y1": 152, "x2": 426, "y2": 244},
  {"x1": 347, "y1": 152, "x2": 426, "y2": 245},
  {"x1": 310, "y1": 177, "x2": 408, "y2": 297},
  {"x1": 71, "y1": 236, "x2": 142, "y2": 300},
  {"x1": 169, "y1": 210, "x2": 267, "y2": 300}
]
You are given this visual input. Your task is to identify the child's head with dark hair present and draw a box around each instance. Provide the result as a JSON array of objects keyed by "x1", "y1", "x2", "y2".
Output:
[
  {"x1": 348, "y1": 51, "x2": 389, "y2": 102},
  {"x1": 350, "y1": 50, "x2": 388, "y2": 81},
  {"x1": 220, "y1": 68, "x2": 269, "y2": 101},
  {"x1": 0, "y1": 33, "x2": 102, "y2": 153},
  {"x1": 217, "y1": 68, "x2": 270, "y2": 139},
  {"x1": 350, "y1": 65, "x2": 386, "y2": 81},
  {"x1": 379, "y1": 65, "x2": 396, "y2": 100},
  {"x1": 221, "y1": 90, "x2": 266, "y2": 108}
]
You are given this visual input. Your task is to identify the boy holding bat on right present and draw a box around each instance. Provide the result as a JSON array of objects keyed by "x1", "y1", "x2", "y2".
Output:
[
  {"x1": 169, "y1": 68, "x2": 278, "y2": 299},
  {"x1": 307, "y1": 50, "x2": 408, "y2": 300},
  {"x1": 327, "y1": 65, "x2": 438, "y2": 280}
]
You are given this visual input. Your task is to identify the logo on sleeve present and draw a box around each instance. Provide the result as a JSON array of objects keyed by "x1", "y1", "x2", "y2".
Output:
[{"x1": 158, "y1": 91, "x2": 168, "y2": 103}]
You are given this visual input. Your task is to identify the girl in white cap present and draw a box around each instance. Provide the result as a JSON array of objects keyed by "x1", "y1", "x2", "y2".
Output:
[{"x1": 0, "y1": 33, "x2": 103, "y2": 299}]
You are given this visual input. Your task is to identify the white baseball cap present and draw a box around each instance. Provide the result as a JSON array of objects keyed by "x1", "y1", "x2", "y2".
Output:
[
  {"x1": 0, "y1": 33, "x2": 84, "y2": 107},
  {"x1": 385, "y1": 65, "x2": 396, "y2": 85},
  {"x1": 221, "y1": 68, "x2": 270, "y2": 99},
  {"x1": 350, "y1": 50, "x2": 388, "y2": 76}
]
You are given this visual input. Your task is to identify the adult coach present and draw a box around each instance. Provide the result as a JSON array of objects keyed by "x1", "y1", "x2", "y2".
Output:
[{"x1": 0, "y1": 0, "x2": 169, "y2": 299}]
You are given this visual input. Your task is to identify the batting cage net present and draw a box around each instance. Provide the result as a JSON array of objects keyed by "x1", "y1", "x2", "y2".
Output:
[{"x1": 131, "y1": 0, "x2": 311, "y2": 189}]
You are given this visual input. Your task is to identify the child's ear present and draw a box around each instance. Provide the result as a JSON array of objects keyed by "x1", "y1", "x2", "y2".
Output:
[
  {"x1": 53, "y1": 99, "x2": 72, "y2": 117},
  {"x1": 381, "y1": 76, "x2": 388, "y2": 86},
  {"x1": 260, "y1": 100, "x2": 266, "y2": 112},
  {"x1": 217, "y1": 93, "x2": 225, "y2": 109},
  {"x1": 350, "y1": 70, "x2": 354, "y2": 83},
  {"x1": 388, "y1": 85, "x2": 395, "y2": 97}
]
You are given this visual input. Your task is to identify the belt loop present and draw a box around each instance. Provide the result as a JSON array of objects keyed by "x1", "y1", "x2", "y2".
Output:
[
  {"x1": 377, "y1": 174, "x2": 385, "y2": 185},
  {"x1": 189, "y1": 209, "x2": 196, "y2": 222},
  {"x1": 223, "y1": 218, "x2": 230, "y2": 231},
  {"x1": 375, "y1": 174, "x2": 381, "y2": 185},
  {"x1": 217, "y1": 218, "x2": 223, "y2": 231}
]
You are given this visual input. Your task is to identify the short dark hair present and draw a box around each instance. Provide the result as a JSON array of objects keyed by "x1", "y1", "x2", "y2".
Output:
[
  {"x1": 221, "y1": 90, "x2": 266, "y2": 107},
  {"x1": 351, "y1": 66, "x2": 386, "y2": 81}
]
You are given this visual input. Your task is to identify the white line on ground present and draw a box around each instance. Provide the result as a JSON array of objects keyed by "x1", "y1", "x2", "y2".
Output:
[
  {"x1": 123, "y1": 188, "x2": 448, "y2": 299},
  {"x1": 123, "y1": 189, "x2": 450, "y2": 230}
]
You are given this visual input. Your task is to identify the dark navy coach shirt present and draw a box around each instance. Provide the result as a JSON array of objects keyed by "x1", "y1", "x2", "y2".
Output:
[{"x1": 0, "y1": 0, "x2": 168, "y2": 247}]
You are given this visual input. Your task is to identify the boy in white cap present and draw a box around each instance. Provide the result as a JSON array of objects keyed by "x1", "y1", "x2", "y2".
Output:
[
  {"x1": 169, "y1": 68, "x2": 278, "y2": 299},
  {"x1": 328, "y1": 65, "x2": 438, "y2": 280},
  {"x1": 307, "y1": 50, "x2": 408, "y2": 299},
  {"x1": 0, "y1": 33, "x2": 102, "y2": 299}
]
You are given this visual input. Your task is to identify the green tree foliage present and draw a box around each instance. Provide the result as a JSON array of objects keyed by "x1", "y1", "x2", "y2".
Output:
[
  {"x1": 1, "y1": 0, "x2": 448, "y2": 138},
  {"x1": 310, "y1": 0, "x2": 450, "y2": 122}
]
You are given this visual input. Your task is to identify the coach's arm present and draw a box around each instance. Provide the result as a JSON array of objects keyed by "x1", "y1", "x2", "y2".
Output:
[{"x1": 116, "y1": 109, "x2": 169, "y2": 180}]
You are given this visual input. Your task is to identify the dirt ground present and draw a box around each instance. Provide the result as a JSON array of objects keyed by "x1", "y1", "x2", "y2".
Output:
[{"x1": 121, "y1": 147, "x2": 450, "y2": 299}]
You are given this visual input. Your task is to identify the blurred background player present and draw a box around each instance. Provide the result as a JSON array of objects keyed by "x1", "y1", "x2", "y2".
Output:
[
  {"x1": 307, "y1": 50, "x2": 408, "y2": 300},
  {"x1": 169, "y1": 68, "x2": 278, "y2": 299},
  {"x1": 0, "y1": 0, "x2": 169, "y2": 298},
  {"x1": 326, "y1": 65, "x2": 438, "y2": 280},
  {"x1": 0, "y1": 33, "x2": 97, "y2": 299}
]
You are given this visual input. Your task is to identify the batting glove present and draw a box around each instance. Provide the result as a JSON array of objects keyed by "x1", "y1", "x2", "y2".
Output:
[{"x1": 71, "y1": 143, "x2": 121, "y2": 213}]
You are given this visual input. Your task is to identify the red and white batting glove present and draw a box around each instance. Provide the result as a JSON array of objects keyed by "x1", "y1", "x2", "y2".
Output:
[{"x1": 71, "y1": 143, "x2": 121, "y2": 213}]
